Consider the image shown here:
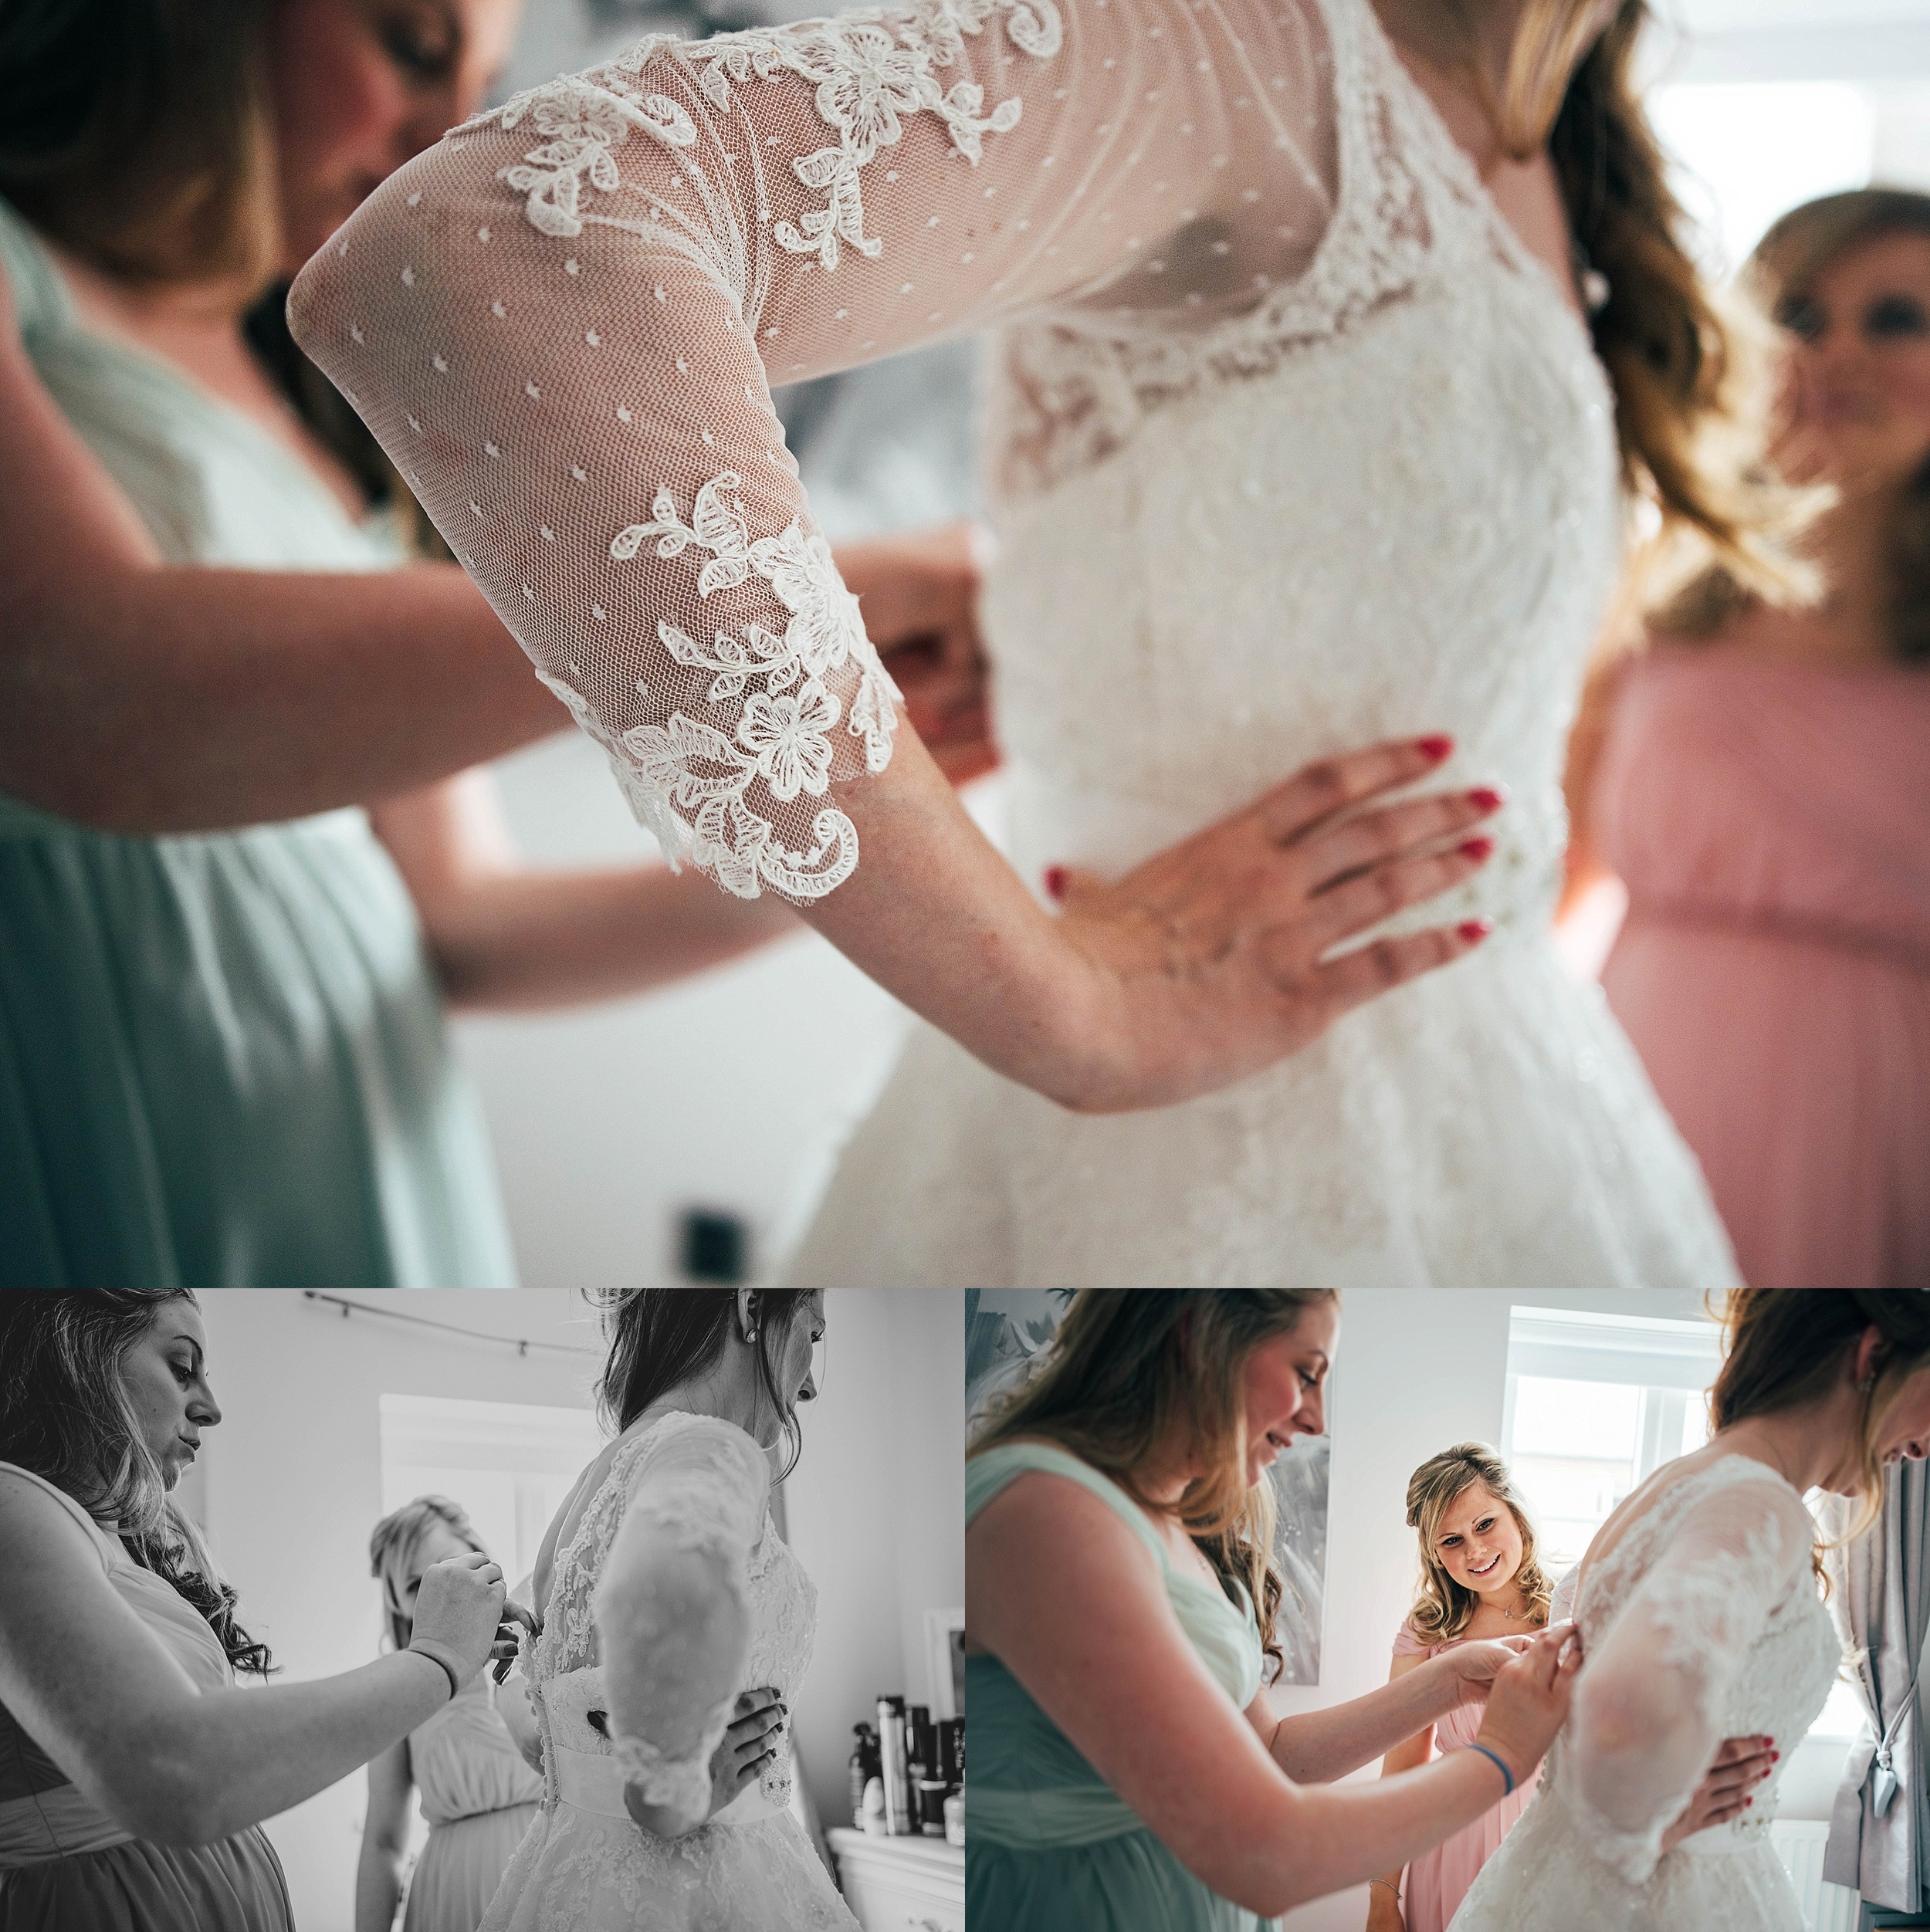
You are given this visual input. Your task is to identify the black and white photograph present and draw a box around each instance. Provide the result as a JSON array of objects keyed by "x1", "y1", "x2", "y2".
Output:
[{"x1": 0, "y1": 1288, "x2": 964, "y2": 1932}]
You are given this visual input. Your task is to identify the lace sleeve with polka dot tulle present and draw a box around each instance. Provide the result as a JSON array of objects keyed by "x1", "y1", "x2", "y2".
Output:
[{"x1": 289, "y1": 0, "x2": 1344, "y2": 898}]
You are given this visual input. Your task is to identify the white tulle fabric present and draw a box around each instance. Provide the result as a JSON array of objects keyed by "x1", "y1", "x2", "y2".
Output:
[
  {"x1": 289, "y1": 0, "x2": 1338, "y2": 900},
  {"x1": 480, "y1": 1413, "x2": 855, "y2": 1932},
  {"x1": 1449, "y1": 1457, "x2": 1841, "y2": 1932}
]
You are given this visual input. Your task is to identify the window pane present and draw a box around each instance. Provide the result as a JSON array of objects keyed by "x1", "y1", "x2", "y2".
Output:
[{"x1": 1512, "y1": 1377, "x2": 1640, "y2": 1460}]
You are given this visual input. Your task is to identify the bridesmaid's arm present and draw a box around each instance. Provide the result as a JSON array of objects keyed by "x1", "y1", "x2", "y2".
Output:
[
  {"x1": 353, "y1": 1738, "x2": 414, "y2": 1932},
  {"x1": 1253, "y1": 1644, "x2": 1512, "y2": 1784},
  {"x1": 970, "y1": 1474, "x2": 1568, "y2": 1915},
  {"x1": 0, "y1": 1480, "x2": 469, "y2": 1844}
]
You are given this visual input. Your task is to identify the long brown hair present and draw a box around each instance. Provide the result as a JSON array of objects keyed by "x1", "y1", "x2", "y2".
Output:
[
  {"x1": 1403, "y1": 1441, "x2": 1553, "y2": 1644},
  {"x1": 969, "y1": 1290, "x2": 1336, "y2": 1677},
  {"x1": 1486, "y1": 0, "x2": 1810, "y2": 609},
  {"x1": 0, "y1": 0, "x2": 450, "y2": 556},
  {"x1": 1664, "y1": 188, "x2": 1930, "y2": 661},
  {"x1": 0, "y1": 1290, "x2": 273, "y2": 1676},
  {"x1": 591, "y1": 1289, "x2": 815, "y2": 1482},
  {"x1": 1712, "y1": 1289, "x2": 1930, "y2": 1549}
]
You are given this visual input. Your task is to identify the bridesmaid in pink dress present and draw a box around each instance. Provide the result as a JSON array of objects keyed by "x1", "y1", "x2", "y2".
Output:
[
  {"x1": 1573, "y1": 188, "x2": 1930, "y2": 1288},
  {"x1": 1366, "y1": 1447, "x2": 1549, "y2": 1932}
]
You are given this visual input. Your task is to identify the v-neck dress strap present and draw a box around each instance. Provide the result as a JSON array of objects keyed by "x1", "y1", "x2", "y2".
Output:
[{"x1": 966, "y1": 1441, "x2": 1275, "y2": 1932}]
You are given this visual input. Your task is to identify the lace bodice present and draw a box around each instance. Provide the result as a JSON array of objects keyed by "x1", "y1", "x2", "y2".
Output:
[
  {"x1": 293, "y1": 0, "x2": 1373, "y2": 901},
  {"x1": 1449, "y1": 1457, "x2": 1839, "y2": 1932},
  {"x1": 1556, "y1": 1457, "x2": 1838, "y2": 1886},
  {"x1": 526, "y1": 1412, "x2": 816, "y2": 1821}
]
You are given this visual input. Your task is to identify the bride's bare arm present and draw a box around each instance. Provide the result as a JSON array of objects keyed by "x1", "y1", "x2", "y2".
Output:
[
  {"x1": 0, "y1": 1477, "x2": 506, "y2": 1845},
  {"x1": 968, "y1": 1474, "x2": 1576, "y2": 1914}
]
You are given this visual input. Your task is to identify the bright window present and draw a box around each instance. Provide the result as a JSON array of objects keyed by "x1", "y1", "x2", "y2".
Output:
[
  {"x1": 378, "y1": 1393, "x2": 604, "y2": 1592},
  {"x1": 1501, "y1": 1308, "x2": 1722, "y2": 1569}
]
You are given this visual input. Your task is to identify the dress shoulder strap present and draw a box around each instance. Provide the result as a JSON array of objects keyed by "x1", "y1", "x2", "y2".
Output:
[
  {"x1": 967, "y1": 1441, "x2": 1170, "y2": 1570},
  {"x1": 0, "y1": 1461, "x2": 115, "y2": 1572},
  {"x1": 0, "y1": 197, "x2": 76, "y2": 344}
]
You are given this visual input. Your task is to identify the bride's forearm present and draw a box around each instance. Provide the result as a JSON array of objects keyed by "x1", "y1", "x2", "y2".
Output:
[
  {"x1": 1269, "y1": 1656, "x2": 1466, "y2": 1783},
  {"x1": 797, "y1": 728, "x2": 1119, "y2": 1107}
]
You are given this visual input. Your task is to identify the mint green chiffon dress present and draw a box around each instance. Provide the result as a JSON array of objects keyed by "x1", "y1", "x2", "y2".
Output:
[
  {"x1": 966, "y1": 1442, "x2": 1282, "y2": 1932},
  {"x1": 0, "y1": 198, "x2": 517, "y2": 1287}
]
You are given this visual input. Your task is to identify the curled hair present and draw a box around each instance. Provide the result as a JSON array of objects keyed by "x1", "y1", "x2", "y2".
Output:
[
  {"x1": 970, "y1": 1290, "x2": 1336, "y2": 1678},
  {"x1": 1484, "y1": 1, "x2": 1813, "y2": 611},
  {"x1": 369, "y1": 1496, "x2": 489, "y2": 1653},
  {"x1": 1713, "y1": 1290, "x2": 1930, "y2": 1556},
  {"x1": 1663, "y1": 188, "x2": 1930, "y2": 661},
  {"x1": 1403, "y1": 1442, "x2": 1552, "y2": 1645},
  {"x1": 0, "y1": 1290, "x2": 272, "y2": 1676},
  {"x1": 590, "y1": 1290, "x2": 814, "y2": 1480}
]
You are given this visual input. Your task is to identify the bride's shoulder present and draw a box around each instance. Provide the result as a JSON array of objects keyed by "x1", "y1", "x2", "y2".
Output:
[{"x1": 1579, "y1": 1449, "x2": 1812, "y2": 1600}]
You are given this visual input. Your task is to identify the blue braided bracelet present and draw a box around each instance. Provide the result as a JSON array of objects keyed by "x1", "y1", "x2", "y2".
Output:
[{"x1": 1463, "y1": 1742, "x2": 1515, "y2": 1797}]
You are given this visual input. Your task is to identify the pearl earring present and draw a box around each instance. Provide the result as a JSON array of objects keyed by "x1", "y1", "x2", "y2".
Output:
[{"x1": 747, "y1": 1328, "x2": 758, "y2": 1343}]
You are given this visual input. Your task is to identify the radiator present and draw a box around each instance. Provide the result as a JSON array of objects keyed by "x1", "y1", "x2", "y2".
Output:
[{"x1": 1773, "y1": 1819, "x2": 1861, "y2": 1932}]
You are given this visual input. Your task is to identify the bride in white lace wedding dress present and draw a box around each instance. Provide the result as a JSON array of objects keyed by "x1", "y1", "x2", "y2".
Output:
[
  {"x1": 1452, "y1": 1291, "x2": 1930, "y2": 1932},
  {"x1": 482, "y1": 1290, "x2": 855, "y2": 1931},
  {"x1": 289, "y1": 0, "x2": 1741, "y2": 1285}
]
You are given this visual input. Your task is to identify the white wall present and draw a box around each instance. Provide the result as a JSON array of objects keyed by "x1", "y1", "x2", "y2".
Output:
[
  {"x1": 1273, "y1": 1286, "x2": 1814, "y2": 1932},
  {"x1": 189, "y1": 1288, "x2": 961, "y2": 1930},
  {"x1": 194, "y1": 1291, "x2": 604, "y2": 1932},
  {"x1": 783, "y1": 1289, "x2": 967, "y2": 1833}
]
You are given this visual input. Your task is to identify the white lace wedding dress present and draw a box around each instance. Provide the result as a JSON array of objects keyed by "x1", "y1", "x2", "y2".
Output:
[
  {"x1": 1451, "y1": 1455, "x2": 1841, "y2": 1932},
  {"x1": 288, "y1": 0, "x2": 1737, "y2": 1285},
  {"x1": 479, "y1": 1413, "x2": 857, "y2": 1931}
]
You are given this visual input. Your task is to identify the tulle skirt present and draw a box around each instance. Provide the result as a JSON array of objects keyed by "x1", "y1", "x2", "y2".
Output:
[
  {"x1": 0, "y1": 1829, "x2": 292, "y2": 1932},
  {"x1": 406, "y1": 1803, "x2": 540, "y2": 1932}
]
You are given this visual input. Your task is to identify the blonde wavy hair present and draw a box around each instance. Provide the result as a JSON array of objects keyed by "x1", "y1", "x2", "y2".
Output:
[
  {"x1": 970, "y1": 1290, "x2": 1336, "y2": 1677},
  {"x1": 369, "y1": 1494, "x2": 489, "y2": 1654},
  {"x1": 1403, "y1": 1441, "x2": 1554, "y2": 1646}
]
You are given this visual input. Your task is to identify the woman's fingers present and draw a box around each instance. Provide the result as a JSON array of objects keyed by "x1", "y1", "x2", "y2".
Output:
[
  {"x1": 1298, "y1": 787, "x2": 1505, "y2": 893},
  {"x1": 1299, "y1": 841, "x2": 1494, "y2": 951},
  {"x1": 1285, "y1": 919, "x2": 1491, "y2": 1016},
  {"x1": 1252, "y1": 735, "x2": 1458, "y2": 847}
]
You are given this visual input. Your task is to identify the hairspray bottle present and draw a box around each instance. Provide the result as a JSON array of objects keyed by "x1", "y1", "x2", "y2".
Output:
[{"x1": 877, "y1": 1696, "x2": 913, "y2": 1836}]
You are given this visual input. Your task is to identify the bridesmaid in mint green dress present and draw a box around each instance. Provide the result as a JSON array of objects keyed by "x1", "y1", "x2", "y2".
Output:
[
  {"x1": 965, "y1": 1291, "x2": 1581, "y2": 1932},
  {"x1": 0, "y1": 193, "x2": 519, "y2": 1287},
  {"x1": 968, "y1": 1440, "x2": 1282, "y2": 1932}
]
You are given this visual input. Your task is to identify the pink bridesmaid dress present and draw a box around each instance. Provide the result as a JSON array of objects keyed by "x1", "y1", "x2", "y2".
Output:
[
  {"x1": 1388, "y1": 1626, "x2": 1538, "y2": 1932},
  {"x1": 1592, "y1": 643, "x2": 1930, "y2": 1287}
]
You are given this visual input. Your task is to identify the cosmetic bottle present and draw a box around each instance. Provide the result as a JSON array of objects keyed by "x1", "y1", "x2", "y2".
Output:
[
  {"x1": 861, "y1": 1777, "x2": 888, "y2": 1837},
  {"x1": 877, "y1": 1695, "x2": 913, "y2": 1836},
  {"x1": 943, "y1": 1786, "x2": 965, "y2": 1847}
]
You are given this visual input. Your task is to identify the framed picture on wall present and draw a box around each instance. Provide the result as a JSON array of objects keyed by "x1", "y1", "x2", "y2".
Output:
[
  {"x1": 926, "y1": 1607, "x2": 966, "y2": 1719},
  {"x1": 963, "y1": 1290, "x2": 1332, "y2": 1685}
]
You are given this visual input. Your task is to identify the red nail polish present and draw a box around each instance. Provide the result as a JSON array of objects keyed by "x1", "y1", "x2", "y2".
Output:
[
  {"x1": 1468, "y1": 787, "x2": 1504, "y2": 813},
  {"x1": 1417, "y1": 734, "x2": 1454, "y2": 763},
  {"x1": 1044, "y1": 864, "x2": 1068, "y2": 903},
  {"x1": 1457, "y1": 918, "x2": 1493, "y2": 943},
  {"x1": 1458, "y1": 836, "x2": 1495, "y2": 861}
]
